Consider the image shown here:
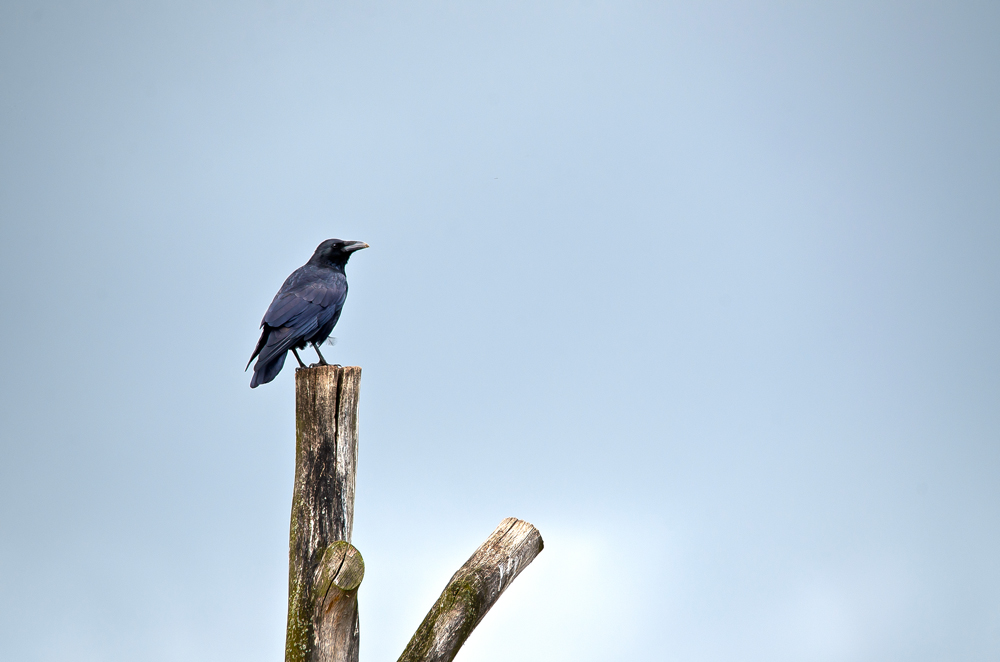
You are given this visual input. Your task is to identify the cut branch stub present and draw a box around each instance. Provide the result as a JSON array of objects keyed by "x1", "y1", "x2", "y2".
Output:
[
  {"x1": 397, "y1": 517, "x2": 544, "y2": 662},
  {"x1": 314, "y1": 542, "x2": 365, "y2": 662},
  {"x1": 286, "y1": 541, "x2": 365, "y2": 662}
]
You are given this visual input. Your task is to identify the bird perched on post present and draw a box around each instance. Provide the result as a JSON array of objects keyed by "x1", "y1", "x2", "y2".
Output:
[{"x1": 247, "y1": 238, "x2": 368, "y2": 388}]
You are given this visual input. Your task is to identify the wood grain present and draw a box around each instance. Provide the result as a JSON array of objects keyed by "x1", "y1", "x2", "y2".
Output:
[
  {"x1": 397, "y1": 518, "x2": 544, "y2": 662},
  {"x1": 287, "y1": 365, "x2": 363, "y2": 662}
]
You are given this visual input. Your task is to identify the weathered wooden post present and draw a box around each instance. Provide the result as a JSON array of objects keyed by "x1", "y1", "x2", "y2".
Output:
[{"x1": 286, "y1": 365, "x2": 364, "y2": 662}]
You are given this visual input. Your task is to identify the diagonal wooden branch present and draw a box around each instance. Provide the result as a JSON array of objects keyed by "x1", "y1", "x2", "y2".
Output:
[{"x1": 397, "y1": 518, "x2": 544, "y2": 662}]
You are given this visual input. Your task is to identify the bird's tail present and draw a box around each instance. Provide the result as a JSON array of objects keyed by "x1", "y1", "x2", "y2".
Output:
[
  {"x1": 250, "y1": 351, "x2": 287, "y2": 388},
  {"x1": 249, "y1": 324, "x2": 301, "y2": 388}
]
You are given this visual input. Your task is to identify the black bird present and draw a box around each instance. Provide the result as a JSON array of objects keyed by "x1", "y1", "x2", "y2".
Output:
[{"x1": 247, "y1": 238, "x2": 368, "y2": 388}]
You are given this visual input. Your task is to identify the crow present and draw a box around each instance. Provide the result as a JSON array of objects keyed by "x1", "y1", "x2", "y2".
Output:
[{"x1": 247, "y1": 238, "x2": 368, "y2": 388}]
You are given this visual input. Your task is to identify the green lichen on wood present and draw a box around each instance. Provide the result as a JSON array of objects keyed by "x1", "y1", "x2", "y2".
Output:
[
  {"x1": 285, "y1": 399, "x2": 315, "y2": 662},
  {"x1": 285, "y1": 572, "x2": 313, "y2": 662},
  {"x1": 397, "y1": 573, "x2": 483, "y2": 662},
  {"x1": 285, "y1": 477, "x2": 310, "y2": 661}
]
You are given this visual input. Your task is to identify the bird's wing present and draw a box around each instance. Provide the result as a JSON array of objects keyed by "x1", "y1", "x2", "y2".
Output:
[
  {"x1": 263, "y1": 277, "x2": 346, "y2": 329},
  {"x1": 251, "y1": 269, "x2": 347, "y2": 367}
]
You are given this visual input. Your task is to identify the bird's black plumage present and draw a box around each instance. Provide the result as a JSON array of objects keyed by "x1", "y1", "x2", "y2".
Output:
[{"x1": 248, "y1": 238, "x2": 368, "y2": 388}]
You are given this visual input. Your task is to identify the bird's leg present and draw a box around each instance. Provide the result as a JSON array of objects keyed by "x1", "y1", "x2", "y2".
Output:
[
  {"x1": 311, "y1": 342, "x2": 330, "y2": 366},
  {"x1": 311, "y1": 341, "x2": 330, "y2": 366},
  {"x1": 291, "y1": 348, "x2": 307, "y2": 368}
]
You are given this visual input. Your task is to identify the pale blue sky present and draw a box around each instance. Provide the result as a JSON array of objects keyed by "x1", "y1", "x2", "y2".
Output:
[{"x1": 1, "y1": 2, "x2": 999, "y2": 660}]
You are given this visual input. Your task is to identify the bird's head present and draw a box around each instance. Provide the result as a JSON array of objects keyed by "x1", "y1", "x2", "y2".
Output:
[{"x1": 311, "y1": 238, "x2": 369, "y2": 266}]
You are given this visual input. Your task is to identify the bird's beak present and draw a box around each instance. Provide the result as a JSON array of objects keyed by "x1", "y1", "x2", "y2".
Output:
[{"x1": 344, "y1": 241, "x2": 369, "y2": 253}]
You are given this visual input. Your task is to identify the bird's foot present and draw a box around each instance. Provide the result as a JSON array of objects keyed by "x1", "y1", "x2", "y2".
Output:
[{"x1": 310, "y1": 362, "x2": 342, "y2": 368}]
